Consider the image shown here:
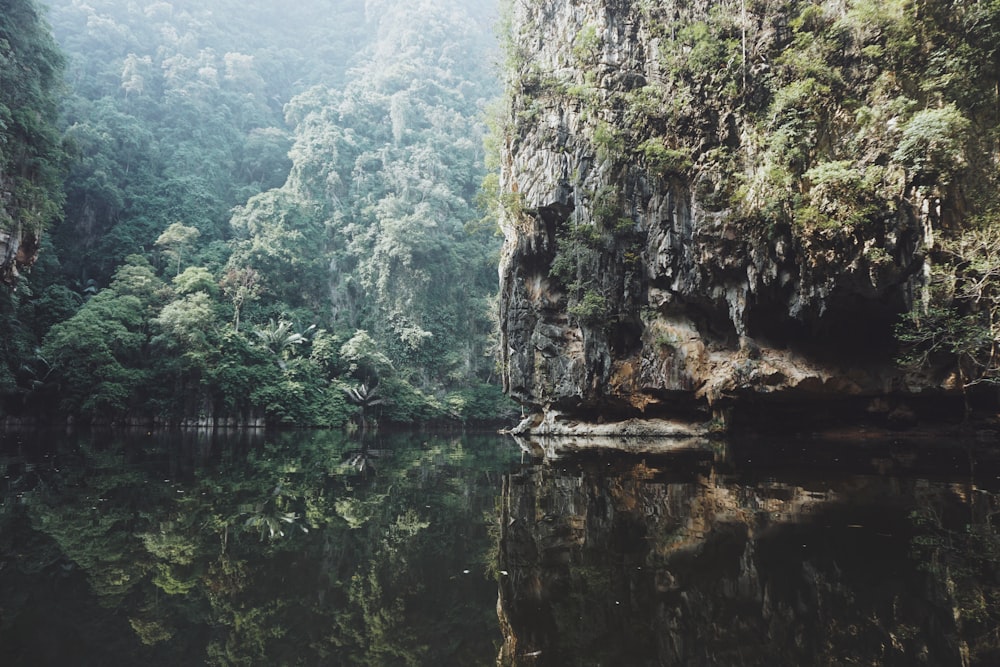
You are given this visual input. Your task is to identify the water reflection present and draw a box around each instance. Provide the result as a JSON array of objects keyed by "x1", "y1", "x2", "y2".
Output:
[
  {"x1": 3, "y1": 430, "x2": 1000, "y2": 666},
  {"x1": 0, "y1": 429, "x2": 517, "y2": 666},
  {"x1": 497, "y1": 438, "x2": 1000, "y2": 666}
]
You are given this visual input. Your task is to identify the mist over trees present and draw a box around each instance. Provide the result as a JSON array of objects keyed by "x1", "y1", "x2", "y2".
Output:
[{"x1": 0, "y1": 0, "x2": 509, "y2": 427}]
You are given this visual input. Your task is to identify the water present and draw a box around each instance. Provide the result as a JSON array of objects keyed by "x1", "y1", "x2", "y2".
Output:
[{"x1": 1, "y1": 430, "x2": 999, "y2": 666}]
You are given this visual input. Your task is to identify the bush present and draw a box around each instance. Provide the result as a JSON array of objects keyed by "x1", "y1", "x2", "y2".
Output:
[
  {"x1": 638, "y1": 139, "x2": 692, "y2": 177},
  {"x1": 892, "y1": 104, "x2": 971, "y2": 187},
  {"x1": 799, "y1": 160, "x2": 869, "y2": 227},
  {"x1": 568, "y1": 290, "x2": 608, "y2": 325}
]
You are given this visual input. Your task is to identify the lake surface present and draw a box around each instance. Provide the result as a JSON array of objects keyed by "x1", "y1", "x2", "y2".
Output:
[{"x1": 1, "y1": 429, "x2": 999, "y2": 666}]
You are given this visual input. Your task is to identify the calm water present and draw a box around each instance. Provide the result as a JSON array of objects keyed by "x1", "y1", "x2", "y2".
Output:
[{"x1": 1, "y1": 430, "x2": 999, "y2": 666}]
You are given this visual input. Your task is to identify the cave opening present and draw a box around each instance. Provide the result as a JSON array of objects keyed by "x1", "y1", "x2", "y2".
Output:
[{"x1": 746, "y1": 293, "x2": 907, "y2": 365}]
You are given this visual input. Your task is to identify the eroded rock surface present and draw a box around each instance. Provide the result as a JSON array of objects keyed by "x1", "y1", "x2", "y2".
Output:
[
  {"x1": 496, "y1": 0, "x2": 978, "y2": 431},
  {"x1": 0, "y1": 227, "x2": 39, "y2": 286}
]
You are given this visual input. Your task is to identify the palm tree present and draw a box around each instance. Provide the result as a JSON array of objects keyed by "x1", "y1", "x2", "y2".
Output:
[
  {"x1": 343, "y1": 382, "x2": 385, "y2": 433},
  {"x1": 252, "y1": 318, "x2": 310, "y2": 369}
]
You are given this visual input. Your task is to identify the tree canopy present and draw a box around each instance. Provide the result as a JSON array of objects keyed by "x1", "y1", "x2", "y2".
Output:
[{"x1": 0, "y1": 0, "x2": 513, "y2": 427}]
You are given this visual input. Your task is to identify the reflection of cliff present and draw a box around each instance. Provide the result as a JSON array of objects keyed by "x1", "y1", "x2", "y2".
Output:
[{"x1": 497, "y1": 455, "x2": 999, "y2": 666}]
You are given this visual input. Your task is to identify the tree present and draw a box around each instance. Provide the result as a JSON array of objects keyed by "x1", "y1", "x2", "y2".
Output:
[
  {"x1": 5, "y1": 0, "x2": 504, "y2": 426},
  {"x1": 39, "y1": 256, "x2": 165, "y2": 419},
  {"x1": 172, "y1": 266, "x2": 217, "y2": 296},
  {"x1": 41, "y1": 290, "x2": 149, "y2": 418},
  {"x1": 220, "y1": 266, "x2": 260, "y2": 331},
  {"x1": 897, "y1": 221, "x2": 1000, "y2": 412},
  {"x1": 153, "y1": 291, "x2": 218, "y2": 351},
  {"x1": 891, "y1": 104, "x2": 972, "y2": 188},
  {"x1": 155, "y1": 222, "x2": 201, "y2": 276},
  {"x1": 339, "y1": 330, "x2": 393, "y2": 385},
  {"x1": 253, "y1": 319, "x2": 311, "y2": 370},
  {"x1": 343, "y1": 381, "x2": 385, "y2": 432}
]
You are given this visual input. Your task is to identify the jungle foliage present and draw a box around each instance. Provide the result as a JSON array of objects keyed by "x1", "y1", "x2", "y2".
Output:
[
  {"x1": 0, "y1": 0, "x2": 512, "y2": 427},
  {"x1": 0, "y1": 0, "x2": 66, "y2": 241}
]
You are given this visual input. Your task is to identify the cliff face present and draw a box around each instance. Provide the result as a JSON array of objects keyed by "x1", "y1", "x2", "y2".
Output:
[
  {"x1": 0, "y1": 227, "x2": 40, "y2": 286},
  {"x1": 497, "y1": 0, "x2": 999, "y2": 430}
]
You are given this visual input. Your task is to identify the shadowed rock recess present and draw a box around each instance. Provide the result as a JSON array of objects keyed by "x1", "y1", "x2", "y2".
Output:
[{"x1": 497, "y1": 0, "x2": 1000, "y2": 435}]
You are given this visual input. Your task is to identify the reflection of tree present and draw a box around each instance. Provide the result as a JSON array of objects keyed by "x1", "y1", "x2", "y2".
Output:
[
  {"x1": 910, "y1": 490, "x2": 1000, "y2": 662},
  {"x1": 1, "y1": 430, "x2": 515, "y2": 665},
  {"x1": 239, "y1": 483, "x2": 307, "y2": 541}
]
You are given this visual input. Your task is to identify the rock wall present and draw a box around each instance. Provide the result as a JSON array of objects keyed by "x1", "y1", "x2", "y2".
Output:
[
  {"x1": 497, "y1": 0, "x2": 989, "y2": 431},
  {"x1": 0, "y1": 227, "x2": 39, "y2": 286}
]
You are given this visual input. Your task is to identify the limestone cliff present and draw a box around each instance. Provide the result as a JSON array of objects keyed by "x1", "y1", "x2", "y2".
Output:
[
  {"x1": 0, "y1": 227, "x2": 40, "y2": 286},
  {"x1": 497, "y1": 0, "x2": 1000, "y2": 432}
]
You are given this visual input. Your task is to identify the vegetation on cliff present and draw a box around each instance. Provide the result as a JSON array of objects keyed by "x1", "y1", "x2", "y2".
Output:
[
  {"x1": 494, "y1": 0, "x2": 1000, "y2": 420},
  {"x1": 0, "y1": 0, "x2": 66, "y2": 246},
  {"x1": 0, "y1": 0, "x2": 68, "y2": 398}
]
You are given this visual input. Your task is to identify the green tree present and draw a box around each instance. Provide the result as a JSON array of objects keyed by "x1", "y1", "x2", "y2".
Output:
[
  {"x1": 153, "y1": 291, "x2": 218, "y2": 350},
  {"x1": 898, "y1": 220, "x2": 1000, "y2": 408},
  {"x1": 252, "y1": 318, "x2": 311, "y2": 370},
  {"x1": 892, "y1": 104, "x2": 972, "y2": 188},
  {"x1": 155, "y1": 222, "x2": 201, "y2": 276},
  {"x1": 4, "y1": 0, "x2": 505, "y2": 426}
]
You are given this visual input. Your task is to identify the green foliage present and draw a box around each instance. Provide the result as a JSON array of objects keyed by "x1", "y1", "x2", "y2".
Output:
[
  {"x1": 375, "y1": 376, "x2": 442, "y2": 424},
  {"x1": 154, "y1": 292, "x2": 218, "y2": 351},
  {"x1": 591, "y1": 185, "x2": 621, "y2": 227},
  {"x1": 797, "y1": 160, "x2": 879, "y2": 229},
  {"x1": 548, "y1": 222, "x2": 601, "y2": 287},
  {"x1": 41, "y1": 287, "x2": 150, "y2": 417},
  {"x1": 891, "y1": 104, "x2": 971, "y2": 187},
  {"x1": 548, "y1": 245, "x2": 580, "y2": 286},
  {"x1": 444, "y1": 383, "x2": 518, "y2": 422},
  {"x1": 897, "y1": 219, "x2": 1000, "y2": 398},
  {"x1": 155, "y1": 222, "x2": 201, "y2": 276},
  {"x1": 638, "y1": 139, "x2": 692, "y2": 177},
  {"x1": 676, "y1": 19, "x2": 742, "y2": 79},
  {"x1": 0, "y1": 0, "x2": 67, "y2": 237},
  {"x1": 173, "y1": 266, "x2": 217, "y2": 296},
  {"x1": 568, "y1": 290, "x2": 609, "y2": 325},
  {"x1": 592, "y1": 121, "x2": 625, "y2": 162},
  {"x1": 0, "y1": 0, "x2": 508, "y2": 426},
  {"x1": 340, "y1": 330, "x2": 394, "y2": 384},
  {"x1": 572, "y1": 24, "x2": 601, "y2": 63},
  {"x1": 897, "y1": 305, "x2": 993, "y2": 374},
  {"x1": 253, "y1": 319, "x2": 310, "y2": 362},
  {"x1": 47, "y1": 0, "x2": 345, "y2": 282}
]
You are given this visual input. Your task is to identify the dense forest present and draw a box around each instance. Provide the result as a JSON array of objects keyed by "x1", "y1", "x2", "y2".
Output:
[{"x1": 0, "y1": 0, "x2": 512, "y2": 427}]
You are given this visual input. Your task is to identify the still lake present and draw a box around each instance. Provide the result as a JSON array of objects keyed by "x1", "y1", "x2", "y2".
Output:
[{"x1": 1, "y1": 429, "x2": 998, "y2": 666}]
